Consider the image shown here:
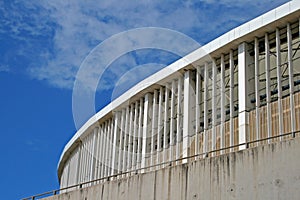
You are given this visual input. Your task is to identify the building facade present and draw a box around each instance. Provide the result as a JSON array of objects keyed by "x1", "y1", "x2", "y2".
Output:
[{"x1": 58, "y1": 1, "x2": 300, "y2": 190}]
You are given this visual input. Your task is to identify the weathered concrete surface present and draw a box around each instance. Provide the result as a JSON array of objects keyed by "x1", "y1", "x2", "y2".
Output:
[{"x1": 46, "y1": 137, "x2": 300, "y2": 200}]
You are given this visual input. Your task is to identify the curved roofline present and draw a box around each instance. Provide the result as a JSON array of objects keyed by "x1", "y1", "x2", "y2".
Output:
[{"x1": 58, "y1": 0, "x2": 300, "y2": 178}]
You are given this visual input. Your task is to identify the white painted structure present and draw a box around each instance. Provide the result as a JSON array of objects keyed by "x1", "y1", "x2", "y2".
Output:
[{"x1": 58, "y1": 1, "x2": 300, "y2": 189}]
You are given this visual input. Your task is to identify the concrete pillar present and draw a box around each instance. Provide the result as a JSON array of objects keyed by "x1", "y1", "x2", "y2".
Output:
[
  {"x1": 220, "y1": 55, "x2": 225, "y2": 154},
  {"x1": 254, "y1": 38, "x2": 261, "y2": 141},
  {"x1": 238, "y1": 42, "x2": 253, "y2": 150},
  {"x1": 95, "y1": 127, "x2": 101, "y2": 180},
  {"x1": 111, "y1": 112, "x2": 120, "y2": 175},
  {"x1": 137, "y1": 98, "x2": 144, "y2": 169},
  {"x1": 104, "y1": 120, "x2": 110, "y2": 177},
  {"x1": 176, "y1": 77, "x2": 183, "y2": 163},
  {"x1": 151, "y1": 90, "x2": 158, "y2": 166},
  {"x1": 195, "y1": 66, "x2": 202, "y2": 157},
  {"x1": 212, "y1": 60, "x2": 217, "y2": 156},
  {"x1": 122, "y1": 107, "x2": 130, "y2": 173},
  {"x1": 287, "y1": 23, "x2": 296, "y2": 137},
  {"x1": 170, "y1": 80, "x2": 176, "y2": 161},
  {"x1": 157, "y1": 87, "x2": 163, "y2": 166},
  {"x1": 118, "y1": 109, "x2": 125, "y2": 174},
  {"x1": 141, "y1": 93, "x2": 152, "y2": 171},
  {"x1": 75, "y1": 142, "x2": 82, "y2": 184},
  {"x1": 183, "y1": 70, "x2": 195, "y2": 162},
  {"x1": 229, "y1": 50, "x2": 234, "y2": 151},
  {"x1": 203, "y1": 62, "x2": 209, "y2": 157},
  {"x1": 265, "y1": 33, "x2": 272, "y2": 142},
  {"x1": 127, "y1": 104, "x2": 134, "y2": 170},
  {"x1": 132, "y1": 102, "x2": 138, "y2": 170},
  {"x1": 276, "y1": 28, "x2": 284, "y2": 138},
  {"x1": 90, "y1": 128, "x2": 98, "y2": 181},
  {"x1": 163, "y1": 84, "x2": 170, "y2": 164}
]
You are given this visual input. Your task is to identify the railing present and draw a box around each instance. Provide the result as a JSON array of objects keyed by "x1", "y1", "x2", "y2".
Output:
[{"x1": 22, "y1": 130, "x2": 299, "y2": 200}]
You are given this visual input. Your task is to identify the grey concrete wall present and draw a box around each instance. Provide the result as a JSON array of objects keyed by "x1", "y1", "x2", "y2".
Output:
[{"x1": 46, "y1": 137, "x2": 300, "y2": 200}]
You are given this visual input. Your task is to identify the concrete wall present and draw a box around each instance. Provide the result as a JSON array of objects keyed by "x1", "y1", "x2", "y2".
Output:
[{"x1": 46, "y1": 137, "x2": 300, "y2": 200}]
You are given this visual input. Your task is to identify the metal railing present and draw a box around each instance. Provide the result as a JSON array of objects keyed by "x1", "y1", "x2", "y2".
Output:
[{"x1": 22, "y1": 130, "x2": 299, "y2": 200}]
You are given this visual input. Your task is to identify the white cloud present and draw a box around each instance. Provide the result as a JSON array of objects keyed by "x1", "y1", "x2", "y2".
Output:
[{"x1": 2, "y1": 0, "x2": 290, "y2": 91}]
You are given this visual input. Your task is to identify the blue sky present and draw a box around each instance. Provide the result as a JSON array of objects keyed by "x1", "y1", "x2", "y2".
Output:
[{"x1": 0, "y1": 0, "x2": 290, "y2": 199}]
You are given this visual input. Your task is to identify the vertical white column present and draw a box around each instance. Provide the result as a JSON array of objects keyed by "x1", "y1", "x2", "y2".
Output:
[
  {"x1": 183, "y1": 70, "x2": 195, "y2": 162},
  {"x1": 265, "y1": 33, "x2": 272, "y2": 141},
  {"x1": 141, "y1": 93, "x2": 152, "y2": 171},
  {"x1": 95, "y1": 127, "x2": 101, "y2": 180},
  {"x1": 108, "y1": 119, "x2": 115, "y2": 176},
  {"x1": 82, "y1": 137, "x2": 87, "y2": 182},
  {"x1": 203, "y1": 63, "x2": 208, "y2": 157},
  {"x1": 118, "y1": 109, "x2": 125, "y2": 174},
  {"x1": 212, "y1": 60, "x2": 217, "y2": 156},
  {"x1": 195, "y1": 66, "x2": 201, "y2": 157},
  {"x1": 137, "y1": 98, "x2": 144, "y2": 169},
  {"x1": 151, "y1": 90, "x2": 158, "y2": 166},
  {"x1": 127, "y1": 104, "x2": 134, "y2": 170},
  {"x1": 229, "y1": 50, "x2": 235, "y2": 151},
  {"x1": 220, "y1": 55, "x2": 225, "y2": 154},
  {"x1": 104, "y1": 120, "x2": 110, "y2": 177},
  {"x1": 132, "y1": 102, "x2": 138, "y2": 170},
  {"x1": 111, "y1": 112, "x2": 120, "y2": 175},
  {"x1": 75, "y1": 142, "x2": 82, "y2": 184},
  {"x1": 287, "y1": 23, "x2": 296, "y2": 137},
  {"x1": 90, "y1": 128, "x2": 98, "y2": 181},
  {"x1": 122, "y1": 107, "x2": 130, "y2": 173},
  {"x1": 170, "y1": 80, "x2": 176, "y2": 161},
  {"x1": 276, "y1": 28, "x2": 284, "y2": 138},
  {"x1": 254, "y1": 38, "x2": 261, "y2": 141},
  {"x1": 163, "y1": 84, "x2": 170, "y2": 164},
  {"x1": 176, "y1": 77, "x2": 183, "y2": 163},
  {"x1": 157, "y1": 87, "x2": 163, "y2": 166},
  {"x1": 99, "y1": 124, "x2": 105, "y2": 179},
  {"x1": 238, "y1": 42, "x2": 251, "y2": 150}
]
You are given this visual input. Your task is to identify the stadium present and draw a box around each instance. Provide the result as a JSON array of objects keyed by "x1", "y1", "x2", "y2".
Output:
[{"x1": 27, "y1": 1, "x2": 300, "y2": 199}]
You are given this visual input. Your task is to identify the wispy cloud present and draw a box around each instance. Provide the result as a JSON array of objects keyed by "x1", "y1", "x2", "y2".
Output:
[{"x1": 0, "y1": 0, "x2": 290, "y2": 92}]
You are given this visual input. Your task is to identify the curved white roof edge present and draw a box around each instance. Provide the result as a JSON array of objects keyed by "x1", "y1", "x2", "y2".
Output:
[{"x1": 58, "y1": 0, "x2": 300, "y2": 175}]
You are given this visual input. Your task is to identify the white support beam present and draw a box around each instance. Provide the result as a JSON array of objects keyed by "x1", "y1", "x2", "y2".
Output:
[
  {"x1": 151, "y1": 90, "x2": 158, "y2": 167},
  {"x1": 95, "y1": 127, "x2": 101, "y2": 180},
  {"x1": 287, "y1": 23, "x2": 296, "y2": 137},
  {"x1": 157, "y1": 87, "x2": 163, "y2": 166},
  {"x1": 220, "y1": 55, "x2": 225, "y2": 154},
  {"x1": 176, "y1": 77, "x2": 183, "y2": 164},
  {"x1": 137, "y1": 98, "x2": 143, "y2": 169},
  {"x1": 100, "y1": 123, "x2": 106, "y2": 179},
  {"x1": 111, "y1": 112, "x2": 120, "y2": 175},
  {"x1": 104, "y1": 120, "x2": 110, "y2": 177},
  {"x1": 195, "y1": 66, "x2": 201, "y2": 158},
  {"x1": 75, "y1": 142, "x2": 82, "y2": 184},
  {"x1": 183, "y1": 70, "x2": 194, "y2": 163},
  {"x1": 276, "y1": 28, "x2": 284, "y2": 139},
  {"x1": 229, "y1": 50, "x2": 234, "y2": 151},
  {"x1": 170, "y1": 80, "x2": 176, "y2": 161},
  {"x1": 89, "y1": 128, "x2": 98, "y2": 181},
  {"x1": 163, "y1": 84, "x2": 170, "y2": 164},
  {"x1": 265, "y1": 33, "x2": 272, "y2": 142},
  {"x1": 203, "y1": 63, "x2": 208, "y2": 157},
  {"x1": 212, "y1": 60, "x2": 217, "y2": 156},
  {"x1": 238, "y1": 42, "x2": 251, "y2": 150},
  {"x1": 132, "y1": 102, "x2": 138, "y2": 170},
  {"x1": 141, "y1": 93, "x2": 152, "y2": 171},
  {"x1": 122, "y1": 107, "x2": 130, "y2": 173},
  {"x1": 127, "y1": 104, "x2": 134, "y2": 170},
  {"x1": 254, "y1": 37, "x2": 260, "y2": 141},
  {"x1": 118, "y1": 109, "x2": 125, "y2": 174}
]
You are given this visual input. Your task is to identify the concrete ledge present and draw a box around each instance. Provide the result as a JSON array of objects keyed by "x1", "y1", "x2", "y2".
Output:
[{"x1": 47, "y1": 137, "x2": 300, "y2": 200}]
